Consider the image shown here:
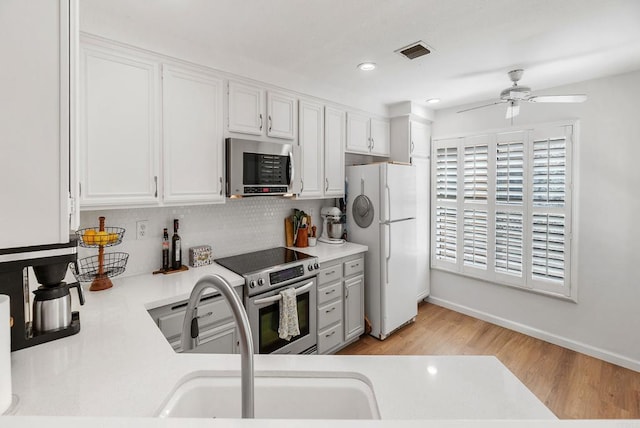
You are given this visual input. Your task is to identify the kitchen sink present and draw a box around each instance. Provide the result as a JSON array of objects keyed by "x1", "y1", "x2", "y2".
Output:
[{"x1": 157, "y1": 371, "x2": 380, "y2": 419}]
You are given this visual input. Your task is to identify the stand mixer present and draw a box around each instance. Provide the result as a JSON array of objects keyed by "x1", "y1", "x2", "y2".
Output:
[{"x1": 318, "y1": 206, "x2": 345, "y2": 244}]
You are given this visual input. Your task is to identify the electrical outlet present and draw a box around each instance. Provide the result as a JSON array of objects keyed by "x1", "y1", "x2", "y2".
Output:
[{"x1": 136, "y1": 220, "x2": 149, "y2": 240}]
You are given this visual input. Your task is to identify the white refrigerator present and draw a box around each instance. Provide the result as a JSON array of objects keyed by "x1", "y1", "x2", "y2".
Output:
[{"x1": 346, "y1": 163, "x2": 418, "y2": 340}]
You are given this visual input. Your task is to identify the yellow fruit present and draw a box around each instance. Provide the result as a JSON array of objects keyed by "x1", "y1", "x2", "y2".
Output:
[
  {"x1": 95, "y1": 231, "x2": 109, "y2": 246},
  {"x1": 108, "y1": 233, "x2": 119, "y2": 244},
  {"x1": 83, "y1": 229, "x2": 97, "y2": 245}
]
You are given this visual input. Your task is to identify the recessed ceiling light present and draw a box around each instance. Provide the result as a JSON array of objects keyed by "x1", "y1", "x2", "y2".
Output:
[
  {"x1": 357, "y1": 62, "x2": 376, "y2": 71},
  {"x1": 426, "y1": 98, "x2": 441, "y2": 104}
]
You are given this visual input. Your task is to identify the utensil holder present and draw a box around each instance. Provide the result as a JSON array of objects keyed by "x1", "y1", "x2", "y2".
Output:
[{"x1": 295, "y1": 226, "x2": 308, "y2": 247}]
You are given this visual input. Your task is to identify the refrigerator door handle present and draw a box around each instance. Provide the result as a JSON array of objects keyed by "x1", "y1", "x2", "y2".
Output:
[
  {"x1": 385, "y1": 223, "x2": 391, "y2": 284},
  {"x1": 385, "y1": 184, "x2": 391, "y2": 222}
]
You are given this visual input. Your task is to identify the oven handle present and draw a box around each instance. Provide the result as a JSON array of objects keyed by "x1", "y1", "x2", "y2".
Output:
[{"x1": 252, "y1": 281, "x2": 314, "y2": 306}]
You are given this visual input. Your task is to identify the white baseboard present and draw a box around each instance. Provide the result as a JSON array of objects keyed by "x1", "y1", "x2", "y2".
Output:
[{"x1": 427, "y1": 296, "x2": 640, "y2": 373}]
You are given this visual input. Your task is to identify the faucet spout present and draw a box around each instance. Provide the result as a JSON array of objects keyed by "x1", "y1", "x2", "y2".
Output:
[{"x1": 181, "y1": 274, "x2": 254, "y2": 418}]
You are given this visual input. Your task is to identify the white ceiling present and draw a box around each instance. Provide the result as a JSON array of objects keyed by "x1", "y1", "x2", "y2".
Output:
[{"x1": 81, "y1": 0, "x2": 640, "y2": 111}]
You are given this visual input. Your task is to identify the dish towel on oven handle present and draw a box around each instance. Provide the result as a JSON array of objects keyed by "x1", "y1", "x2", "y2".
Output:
[{"x1": 278, "y1": 287, "x2": 300, "y2": 341}]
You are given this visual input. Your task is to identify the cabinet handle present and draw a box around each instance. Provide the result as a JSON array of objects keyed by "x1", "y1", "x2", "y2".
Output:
[
  {"x1": 371, "y1": 138, "x2": 375, "y2": 150},
  {"x1": 325, "y1": 270, "x2": 335, "y2": 276},
  {"x1": 259, "y1": 113, "x2": 263, "y2": 131},
  {"x1": 79, "y1": 182, "x2": 82, "y2": 197},
  {"x1": 345, "y1": 286, "x2": 349, "y2": 298},
  {"x1": 268, "y1": 115, "x2": 272, "y2": 132},
  {"x1": 350, "y1": 263, "x2": 359, "y2": 269},
  {"x1": 219, "y1": 177, "x2": 223, "y2": 196},
  {"x1": 325, "y1": 307, "x2": 336, "y2": 313},
  {"x1": 325, "y1": 331, "x2": 336, "y2": 338},
  {"x1": 325, "y1": 178, "x2": 329, "y2": 192},
  {"x1": 301, "y1": 180, "x2": 304, "y2": 192},
  {"x1": 411, "y1": 140, "x2": 415, "y2": 154},
  {"x1": 325, "y1": 289, "x2": 336, "y2": 295},
  {"x1": 154, "y1": 176, "x2": 158, "y2": 198}
]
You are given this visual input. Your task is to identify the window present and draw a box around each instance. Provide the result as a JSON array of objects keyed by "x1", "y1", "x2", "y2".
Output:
[{"x1": 431, "y1": 123, "x2": 575, "y2": 299}]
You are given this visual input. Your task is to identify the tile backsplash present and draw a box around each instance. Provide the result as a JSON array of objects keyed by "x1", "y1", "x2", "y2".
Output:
[{"x1": 79, "y1": 197, "x2": 328, "y2": 278}]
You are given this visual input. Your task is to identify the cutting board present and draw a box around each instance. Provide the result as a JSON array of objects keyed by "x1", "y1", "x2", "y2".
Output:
[{"x1": 284, "y1": 218, "x2": 294, "y2": 247}]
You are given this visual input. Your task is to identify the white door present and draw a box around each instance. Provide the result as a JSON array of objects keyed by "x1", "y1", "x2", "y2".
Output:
[
  {"x1": 298, "y1": 100, "x2": 324, "y2": 198},
  {"x1": 80, "y1": 44, "x2": 160, "y2": 207},
  {"x1": 324, "y1": 107, "x2": 345, "y2": 197},
  {"x1": 381, "y1": 219, "x2": 418, "y2": 336},
  {"x1": 1, "y1": 0, "x2": 71, "y2": 247},
  {"x1": 382, "y1": 164, "x2": 416, "y2": 222},
  {"x1": 346, "y1": 112, "x2": 370, "y2": 154},
  {"x1": 162, "y1": 65, "x2": 224, "y2": 204},
  {"x1": 370, "y1": 118, "x2": 390, "y2": 157},
  {"x1": 227, "y1": 81, "x2": 264, "y2": 135},
  {"x1": 266, "y1": 90, "x2": 296, "y2": 139}
]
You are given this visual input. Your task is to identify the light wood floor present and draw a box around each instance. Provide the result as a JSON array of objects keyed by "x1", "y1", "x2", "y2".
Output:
[{"x1": 338, "y1": 302, "x2": 640, "y2": 419}]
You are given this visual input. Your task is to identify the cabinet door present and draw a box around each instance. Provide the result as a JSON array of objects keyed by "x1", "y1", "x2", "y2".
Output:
[
  {"x1": 162, "y1": 65, "x2": 224, "y2": 204},
  {"x1": 346, "y1": 112, "x2": 370, "y2": 154},
  {"x1": 1, "y1": 0, "x2": 71, "y2": 247},
  {"x1": 80, "y1": 45, "x2": 160, "y2": 207},
  {"x1": 190, "y1": 322, "x2": 238, "y2": 354},
  {"x1": 298, "y1": 100, "x2": 324, "y2": 198},
  {"x1": 411, "y1": 121, "x2": 431, "y2": 158},
  {"x1": 227, "y1": 81, "x2": 264, "y2": 135},
  {"x1": 344, "y1": 275, "x2": 365, "y2": 342},
  {"x1": 324, "y1": 107, "x2": 345, "y2": 197},
  {"x1": 267, "y1": 90, "x2": 296, "y2": 139},
  {"x1": 370, "y1": 118, "x2": 390, "y2": 157}
]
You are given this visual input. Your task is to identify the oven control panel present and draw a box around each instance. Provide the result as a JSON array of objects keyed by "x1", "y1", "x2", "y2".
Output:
[{"x1": 244, "y1": 257, "x2": 319, "y2": 296}]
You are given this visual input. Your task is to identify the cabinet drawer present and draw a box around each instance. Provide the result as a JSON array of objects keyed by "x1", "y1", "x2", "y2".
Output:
[
  {"x1": 318, "y1": 264, "x2": 341, "y2": 285},
  {"x1": 158, "y1": 295, "x2": 232, "y2": 340},
  {"x1": 318, "y1": 323, "x2": 343, "y2": 354},
  {"x1": 317, "y1": 282, "x2": 342, "y2": 305},
  {"x1": 317, "y1": 299, "x2": 343, "y2": 330},
  {"x1": 344, "y1": 257, "x2": 364, "y2": 277}
]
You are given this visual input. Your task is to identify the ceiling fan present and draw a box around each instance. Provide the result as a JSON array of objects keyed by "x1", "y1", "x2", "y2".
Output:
[{"x1": 458, "y1": 69, "x2": 587, "y2": 120}]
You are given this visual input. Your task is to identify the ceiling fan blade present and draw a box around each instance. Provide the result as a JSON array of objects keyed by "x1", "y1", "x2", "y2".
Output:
[
  {"x1": 505, "y1": 101, "x2": 520, "y2": 119},
  {"x1": 458, "y1": 100, "x2": 506, "y2": 113},
  {"x1": 528, "y1": 94, "x2": 587, "y2": 103}
]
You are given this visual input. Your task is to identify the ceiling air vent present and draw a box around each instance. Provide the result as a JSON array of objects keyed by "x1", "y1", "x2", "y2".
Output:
[{"x1": 395, "y1": 41, "x2": 432, "y2": 60}]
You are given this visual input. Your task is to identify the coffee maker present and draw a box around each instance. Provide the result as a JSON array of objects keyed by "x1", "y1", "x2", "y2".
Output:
[{"x1": 0, "y1": 239, "x2": 84, "y2": 351}]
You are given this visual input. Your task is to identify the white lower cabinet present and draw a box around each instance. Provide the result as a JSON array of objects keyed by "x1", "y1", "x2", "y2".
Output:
[
  {"x1": 317, "y1": 253, "x2": 365, "y2": 354},
  {"x1": 189, "y1": 321, "x2": 238, "y2": 354}
]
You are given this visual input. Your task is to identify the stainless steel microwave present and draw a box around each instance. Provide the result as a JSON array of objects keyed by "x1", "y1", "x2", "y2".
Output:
[{"x1": 225, "y1": 138, "x2": 294, "y2": 197}]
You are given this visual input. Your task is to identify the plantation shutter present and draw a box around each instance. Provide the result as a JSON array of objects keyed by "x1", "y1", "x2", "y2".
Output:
[
  {"x1": 433, "y1": 139, "x2": 459, "y2": 268},
  {"x1": 431, "y1": 123, "x2": 573, "y2": 299}
]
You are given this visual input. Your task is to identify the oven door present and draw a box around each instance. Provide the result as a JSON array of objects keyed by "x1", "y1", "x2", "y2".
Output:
[{"x1": 247, "y1": 278, "x2": 317, "y2": 354}]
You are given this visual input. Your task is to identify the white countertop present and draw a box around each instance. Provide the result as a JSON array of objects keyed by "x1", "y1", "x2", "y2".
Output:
[
  {"x1": 288, "y1": 241, "x2": 368, "y2": 263},
  {"x1": 3, "y1": 242, "x2": 600, "y2": 426}
]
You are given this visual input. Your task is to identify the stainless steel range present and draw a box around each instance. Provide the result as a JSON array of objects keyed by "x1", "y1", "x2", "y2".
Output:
[{"x1": 215, "y1": 247, "x2": 319, "y2": 355}]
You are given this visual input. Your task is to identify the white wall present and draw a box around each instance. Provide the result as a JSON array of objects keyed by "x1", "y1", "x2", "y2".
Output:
[
  {"x1": 431, "y1": 70, "x2": 640, "y2": 371},
  {"x1": 79, "y1": 198, "x2": 325, "y2": 278}
]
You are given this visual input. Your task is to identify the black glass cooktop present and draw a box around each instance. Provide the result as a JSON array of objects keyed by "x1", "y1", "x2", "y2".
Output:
[{"x1": 214, "y1": 247, "x2": 313, "y2": 276}]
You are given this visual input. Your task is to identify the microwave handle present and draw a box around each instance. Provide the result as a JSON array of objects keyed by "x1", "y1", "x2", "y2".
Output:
[{"x1": 288, "y1": 151, "x2": 295, "y2": 188}]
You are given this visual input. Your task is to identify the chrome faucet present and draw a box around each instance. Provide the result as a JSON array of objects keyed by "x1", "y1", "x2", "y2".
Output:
[{"x1": 181, "y1": 274, "x2": 254, "y2": 418}]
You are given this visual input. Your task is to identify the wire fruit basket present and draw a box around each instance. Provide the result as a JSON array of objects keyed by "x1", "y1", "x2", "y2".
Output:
[
  {"x1": 75, "y1": 252, "x2": 129, "y2": 282},
  {"x1": 76, "y1": 216, "x2": 129, "y2": 291},
  {"x1": 76, "y1": 227, "x2": 125, "y2": 247}
]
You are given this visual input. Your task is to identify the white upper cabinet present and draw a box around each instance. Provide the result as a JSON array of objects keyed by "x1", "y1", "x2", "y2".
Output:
[
  {"x1": 1, "y1": 0, "x2": 74, "y2": 248},
  {"x1": 324, "y1": 107, "x2": 346, "y2": 197},
  {"x1": 346, "y1": 112, "x2": 370, "y2": 154},
  {"x1": 267, "y1": 91, "x2": 296, "y2": 139},
  {"x1": 411, "y1": 121, "x2": 431, "y2": 158},
  {"x1": 346, "y1": 112, "x2": 390, "y2": 157},
  {"x1": 162, "y1": 65, "x2": 224, "y2": 204},
  {"x1": 227, "y1": 80, "x2": 296, "y2": 140},
  {"x1": 298, "y1": 100, "x2": 324, "y2": 198},
  {"x1": 227, "y1": 81, "x2": 264, "y2": 135},
  {"x1": 370, "y1": 118, "x2": 390, "y2": 157},
  {"x1": 80, "y1": 42, "x2": 161, "y2": 208},
  {"x1": 390, "y1": 116, "x2": 431, "y2": 163}
]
